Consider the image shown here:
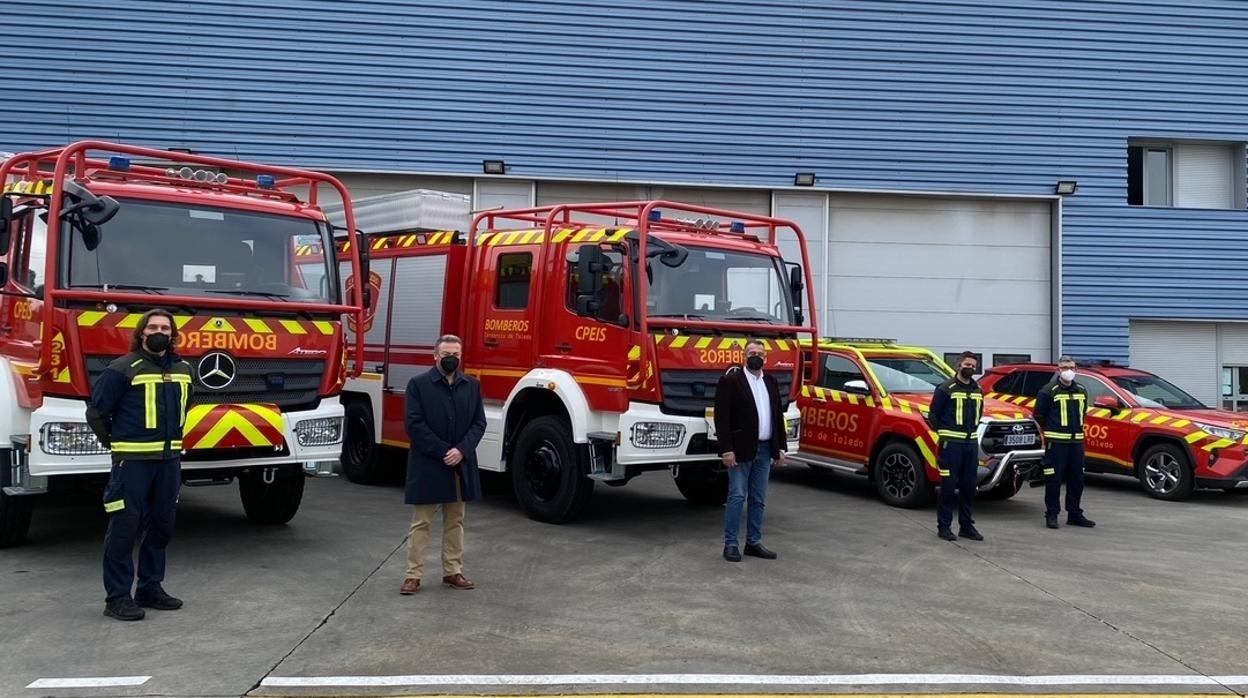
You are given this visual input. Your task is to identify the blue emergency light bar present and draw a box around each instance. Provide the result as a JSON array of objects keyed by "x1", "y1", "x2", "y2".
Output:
[
  {"x1": 256, "y1": 174, "x2": 276, "y2": 189},
  {"x1": 108, "y1": 156, "x2": 131, "y2": 172}
]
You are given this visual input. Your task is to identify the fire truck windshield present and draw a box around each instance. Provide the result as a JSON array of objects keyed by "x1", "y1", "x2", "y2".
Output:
[
  {"x1": 646, "y1": 245, "x2": 794, "y2": 324},
  {"x1": 63, "y1": 198, "x2": 339, "y2": 304},
  {"x1": 868, "y1": 357, "x2": 951, "y2": 394}
]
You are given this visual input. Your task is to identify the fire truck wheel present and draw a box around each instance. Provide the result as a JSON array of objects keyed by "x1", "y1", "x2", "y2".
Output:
[
  {"x1": 872, "y1": 441, "x2": 934, "y2": 509},
  {"x1": 674, "y1": 466, "x2": 728, "y2": 506},
  {"x1": 341, "y1": 400, "x2": 384, "y2": 484},
  {"x1": 239, "y1": 467, "x2": 306, "y2": 525},
  {"x1": 0, "y1": 450, "x2": 35, "y2": 548},
  {"x1": 1137, "y1": 442, "x2": 1194, "y2": 501},
  {"x1": 511, "y1": 416, "x2": 594, "y2": 523}
]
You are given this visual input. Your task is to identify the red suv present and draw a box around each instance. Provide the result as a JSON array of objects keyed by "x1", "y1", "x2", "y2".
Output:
[{"x1": 979, "y1": 362, "x2": 1248, "y2": 500}]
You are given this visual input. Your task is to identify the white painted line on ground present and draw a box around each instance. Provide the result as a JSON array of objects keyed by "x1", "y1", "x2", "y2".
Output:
[
  {"x1": 26, "y1": 675, "x2": 152, "y2": 688},
  {"x1": 259, "y1": 673, "x2": 1248, "y2": 688}
]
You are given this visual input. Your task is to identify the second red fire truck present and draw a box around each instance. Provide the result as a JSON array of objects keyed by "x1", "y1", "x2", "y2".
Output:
[{"x1": 307, "y1": 190, "x2": 820, "y2": 522}]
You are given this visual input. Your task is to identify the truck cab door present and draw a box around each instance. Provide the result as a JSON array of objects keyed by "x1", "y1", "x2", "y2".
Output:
[
  {"x1": 470, "y1": 244, "x2": 538, "y2": 401},
  {"x1": 541, "y1": 242, "x2": 632, "y2": 412}
]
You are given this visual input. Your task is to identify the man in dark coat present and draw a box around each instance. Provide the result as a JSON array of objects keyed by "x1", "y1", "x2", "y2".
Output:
[
  {"x1": 714, "y1": 339, "x2": 787, "y2": 563},
  {"x1": 401, "y1": 334, "x2": 486, "y2": 595}
]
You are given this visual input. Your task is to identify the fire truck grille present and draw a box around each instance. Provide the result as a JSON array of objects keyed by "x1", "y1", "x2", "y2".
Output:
[
  {"x1": 86, "y1": 356, "x2": 325, "y2": 411},
  {"x1": 981, "y1": 420, "x2": 1042, "y2": 455},
  {"x1": 659, "y1": 369, "x2": 792, "y2": 416}
]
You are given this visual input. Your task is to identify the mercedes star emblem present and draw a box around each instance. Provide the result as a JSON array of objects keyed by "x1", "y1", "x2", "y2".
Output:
[{"x1": 197, "y1": 351, "x2": 237, "y2": 390}]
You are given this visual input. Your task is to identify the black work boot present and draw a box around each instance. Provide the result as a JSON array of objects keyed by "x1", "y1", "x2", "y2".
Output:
[
  {"x1": 104, "y1": 597, "x2": 145, "y2": 621},
  {"x1": 135, "y1": 586, "x2": 183, "y2": 610},
  {"x1": 1045, "y1": 515, "x2": 1059, "y2": 529},
  {"x1": 937, "y1": 526, "x2": 957, "y2": 541},
  {"x1": 959, "y1": 526, "x2": 984, "y2": 541},
  {"x1": 1067, "y1": 515, "x2": 1096, "y2": 528}
]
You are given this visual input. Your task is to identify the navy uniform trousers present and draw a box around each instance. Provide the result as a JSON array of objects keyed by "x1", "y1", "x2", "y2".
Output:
[
  {"x1": 102, "y1": 457, "x2": 181, "y2": 602},
  {"x1": 1044, "y1": 442, "x2": 1085, "y2": 519},
  {"x1": 937, "y1": 440, "x2": 978, "y2": 529}
]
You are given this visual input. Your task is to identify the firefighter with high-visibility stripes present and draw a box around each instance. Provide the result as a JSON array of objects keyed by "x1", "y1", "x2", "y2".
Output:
[
  {"x1": 1033, "y1": 355, "x2": 1097, "y2": 530},
  {"x1": 927, "y1": 351, "x2": 985, "y2": 542},
  {"x1": 86, "y1": 309, "x2": 193, "y2": 621}
]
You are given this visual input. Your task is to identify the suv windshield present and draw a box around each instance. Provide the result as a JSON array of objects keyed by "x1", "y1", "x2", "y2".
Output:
[
  {"x1": 63, "y1": 198, "x2": 339, "y2": 303},
  {"x1": 868, "y1": 356, "x2": 951, "y2": 393},
  {"x1": 647, "y1": 245, "x2": 793, "y2": 324},
  {"x1": 1111, "y1": 374, "x2": 1207, "y2": 409}
]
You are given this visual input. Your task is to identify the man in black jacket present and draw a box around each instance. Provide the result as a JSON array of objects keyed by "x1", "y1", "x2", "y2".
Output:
[
  {"x1": 714, "y1": 339, "x2": 786, "y2": 562},
  {"x1": 400, "y1": 334, "x2": 487, "y2": 595},
  {"x1": 87, "y1": 308, "x2": 193, "y2": 621}
]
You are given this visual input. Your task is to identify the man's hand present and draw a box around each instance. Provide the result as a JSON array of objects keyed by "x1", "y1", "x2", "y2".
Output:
[
  {"x1": 773, "y1": 451, "x2": 787, "y2": 467},
  {"x1": 443, "y1": 447, "x2": 464, "y2": 466},
  {"x1": 721, "y1": 451, "x2": 737, "y2": 469}
]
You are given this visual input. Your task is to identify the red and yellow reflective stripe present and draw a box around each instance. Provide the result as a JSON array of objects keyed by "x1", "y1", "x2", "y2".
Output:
[
  {"x1": 76, "y1": 312, "x2": 335, "y2": 336},
  {"x1": 183, "y1": 403, "x2": 286, "y2": 450}
]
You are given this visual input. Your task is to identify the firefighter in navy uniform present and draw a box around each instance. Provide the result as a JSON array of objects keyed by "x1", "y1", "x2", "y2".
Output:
[
  {"x1": 927, "y1": 351, "x2": 985, "y2": 542},
  {"x1": 86, "y1": 309, "x2": 193, "y2": 621},
  {"x1": 1033, "y1": 355, "x2": 1097, "y2": 530}
]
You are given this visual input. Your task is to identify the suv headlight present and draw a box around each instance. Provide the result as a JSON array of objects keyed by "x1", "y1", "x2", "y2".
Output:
[
  {"x1": 295, "y1": 417, "x2": 343, "y2": 447},
  {"x1": 41, "y1": 422, "x2": 109, "y2": 455},
  {"x1": 630, "y1": 422, "x2": 684, "y2": 449},
  {"x1": 1196, "y1": 422, "x2": 1247, "y2": 442}
]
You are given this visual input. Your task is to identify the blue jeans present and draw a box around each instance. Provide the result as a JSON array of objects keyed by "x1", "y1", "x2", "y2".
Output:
[{"x1": 724, "y1": 450, "x2": 772, "y2": 547}]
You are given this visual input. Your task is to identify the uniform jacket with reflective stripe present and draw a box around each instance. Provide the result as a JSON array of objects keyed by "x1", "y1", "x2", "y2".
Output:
[
  {"x1": 1033, "y1": 378, "x2": 1087, "y2": 440},
  {"x1": 86, "y1": 351, "x2": 194, "y2": 459},
  {"x1": 927, "y1": 377, "x2": 983, "y2": 442}
]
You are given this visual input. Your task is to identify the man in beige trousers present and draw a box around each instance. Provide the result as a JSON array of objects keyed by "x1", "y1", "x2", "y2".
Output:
[{"x1": 400, "y1": 335, "x2": 486, "y2": 594}]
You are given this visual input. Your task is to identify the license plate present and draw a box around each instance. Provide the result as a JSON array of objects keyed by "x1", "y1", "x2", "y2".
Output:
[{"x1": 1004, "y1": 434, "x2": 1036, "y2": 446}]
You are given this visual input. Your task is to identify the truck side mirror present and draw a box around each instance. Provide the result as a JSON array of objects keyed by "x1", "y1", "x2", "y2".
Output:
[
  {"x1": 0, "y1": 197, "x2": 11, "y2": 251},
  {"x1": 1093, "y1": 394, "x2": 1123, "y2": 409},
  {"x1": 60, "y1": 179, "x2": 119, "y2": 226},
  {"x1": 844, "y1": 379, "x2": 871, "y2": 395},
  {"x1": 575, "y1": 244, "x2": 606, "y2": 316},
  {"x1": 787, "y1": 263, "x2": 805, "y2": 325}
]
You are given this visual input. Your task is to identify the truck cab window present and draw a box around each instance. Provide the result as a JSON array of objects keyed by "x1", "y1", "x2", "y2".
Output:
[
  {"x1": 819, "y1": 354, "x2": 866, "y2": 391},
  {"x1": 565, "y1": 245, "x2": 627, "y2": 323},
  {"x1": 496, "y1": 252, "x2": 532, "y2": 309},
  {"x1": 7, "y1": 206, "x2": 47, "y2": 295}
]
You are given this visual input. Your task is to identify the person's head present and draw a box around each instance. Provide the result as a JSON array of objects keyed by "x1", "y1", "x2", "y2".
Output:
[
  {"x1": 1057, "y1": 355, "x2": 1077, "y2": 383},
  {"x1": 743, "y1": 339, "x2": 766, "y2": 373},
  {"x1": 434, "y1": 334, "x2": 463, "y2": 375},
  {"x1": 131, "y1": 309, "x2": 177, "y2": 355},
  {"x1": 956, "y1": 351, "x2": 978, "y2": 380}
]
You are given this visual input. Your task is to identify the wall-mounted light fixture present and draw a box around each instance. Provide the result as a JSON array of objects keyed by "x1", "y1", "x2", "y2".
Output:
[
  {"x1": 794, "y1": 172, "x2": 816, "y2": 187},
  {"x1": 1055, "y1": 180, "x2": 1078, "y2": 195},
  {"x1": 482, "y1": 159, "x2": 506, "y2": 175}
]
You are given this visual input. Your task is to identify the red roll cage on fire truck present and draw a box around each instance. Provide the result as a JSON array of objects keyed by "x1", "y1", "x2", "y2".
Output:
[
  {"x1": 0, "y1": 141, "x2": 365, "y2": 546},
  {"x1": 308, "y1": 191, "x2": 819, "y2": 523}
]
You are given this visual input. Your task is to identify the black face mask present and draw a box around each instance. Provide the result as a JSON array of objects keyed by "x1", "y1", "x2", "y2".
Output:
[
  {"x1": 959, "y1": 367, "x2": 975, "y2": 379},
  {"x1": 746, "y1": 355, "x2": 764, "y2": 371},
  {"x1": 144, "y1": 332, "x2": 172, "y2": 353},
  {"x1": 439, "y1": 356, "x2": 460, "y2": 374}
]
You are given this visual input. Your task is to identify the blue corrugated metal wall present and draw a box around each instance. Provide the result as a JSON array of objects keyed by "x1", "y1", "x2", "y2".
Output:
[{"x1": 2, "y1": 0, "x2": 1246, "y2": 361}]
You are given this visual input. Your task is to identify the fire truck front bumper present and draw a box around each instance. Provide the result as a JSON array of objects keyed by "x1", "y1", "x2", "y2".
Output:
[
  {"x1": 26, "y1": 396, "x2": 345, "y2": 477},
  {"x1": 614, "y1": 402, "x2": 802, "y2": 467}
]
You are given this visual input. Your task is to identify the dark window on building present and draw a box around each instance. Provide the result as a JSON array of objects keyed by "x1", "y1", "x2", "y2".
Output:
[
  {"x1": 993, "y1": 353, "x2": 1032, "y2": 367},
  {"x1": 1127, "y1": 144, "x2": 1172, "y2": 206},
  {"x1": 495, "y1": 252, "x2": 532, "y2": 309}
]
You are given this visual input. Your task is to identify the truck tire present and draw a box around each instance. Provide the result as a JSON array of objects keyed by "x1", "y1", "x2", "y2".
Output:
[
  {"x1": 239, "y1": 467, "x2": 306, "y2": 525},
  {"x1": 0, "y1": 449, "x2": 34, "y2": 548},
  {"x1": 873, "y1": 441, "x2": 934, "y2": 509},
  {"x1": 674, "y1": 465, "x2": 728, "y2": 506},
  {"x1": 510, "y1": 415, "x2": 593, "y2": 523},
  {"x1": 341, "y1": 400, "x2": 384, "y2": 484},
  {"x1": 1137, "y1": 443, "x2": 1194, "y2": 501}
]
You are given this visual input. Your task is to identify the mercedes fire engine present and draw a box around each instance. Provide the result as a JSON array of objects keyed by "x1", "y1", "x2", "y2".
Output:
[
  {"x1": 307, "y1": 190, "x2": 819, "y2": 523},
  {"x1": 0, "y1": 141, "x2": 366, "y2": 546}
]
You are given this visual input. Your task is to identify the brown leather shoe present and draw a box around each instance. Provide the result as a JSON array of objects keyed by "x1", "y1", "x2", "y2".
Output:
[
  {"x1": 442, "y1": 573, "x2": 475, "y2": 590},
  {"x1": 399, "y1": 578, "x2": 420, "y2": 595}
]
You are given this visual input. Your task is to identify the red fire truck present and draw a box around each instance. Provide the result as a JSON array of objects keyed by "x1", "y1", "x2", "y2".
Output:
[
  {"x1": 0, "y1": 141, "x2": 365, "y2": 546},
  {"x1": 310, "y1": 191, "x2": 818, "y2": 522}
]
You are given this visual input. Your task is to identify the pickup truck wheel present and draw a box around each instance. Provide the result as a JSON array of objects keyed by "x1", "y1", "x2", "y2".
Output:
[
  {"x1": 873, "y1": 442, "x2": 933, "y2": 508},
  {"x1": 674, "y1": 465, "x2": 728, "y2": 506},
  {"x1": 239, "y1": 467, "x2": 306, "y2": 525},
  {"x1": 341, "y1": 400, "x2": 384, "y2": 484},
  {"x1": 511, "y1": 416, "x2": 594, "y2": 523},
  {"x1": 0, "y1": 449, "x2": 34, "y2": 548},
  {"x1": 1138, "y1": 443, "x2": 1194, "y2": 501}
]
